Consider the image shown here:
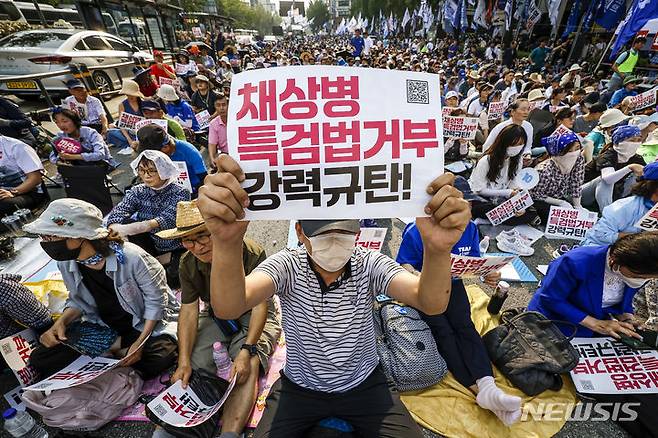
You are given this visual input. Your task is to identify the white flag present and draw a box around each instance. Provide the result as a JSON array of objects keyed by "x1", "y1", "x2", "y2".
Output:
[{"x1": 402, "y1": 8, "x2": 411, "y2": 28}]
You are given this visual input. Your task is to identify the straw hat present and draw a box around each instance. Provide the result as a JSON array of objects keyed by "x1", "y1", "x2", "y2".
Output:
[
  {"x1": 157, "y1": 200, "x2": 207, "y2": 239},
  {"x1": 467, "y1": 71, "x2": 480, "y2": 80},
  {"x1": 529, "y1": 73, "x2": 543, "y2": 83},
  {"x1": 120, "y1": 79, "x2": 145, "y2": 98},
  {"x1": 568, "y1": 64, "x2": 581, "y2": 72},
  {"x1": 527, "y1": 89, "x2": 545, "y2": 102}
]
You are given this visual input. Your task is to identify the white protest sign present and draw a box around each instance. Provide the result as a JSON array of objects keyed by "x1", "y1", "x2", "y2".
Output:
[
  {"x1": 488, "y1": 101, "x2": 506, "y2": 120},
  {"x1": 192, "y1": 27, "x2": 203, "y2": 38},
  {"x1": 116, "y1": 113, "x2": 145, "y2": 130},
  {"x1": 528, "y1": 100, "x2": 543, "y2": 111},
  {"x1": 176, "y1": 63, "x2": 190, "y2": 75},
  {"x1": 135, "y1": 118, "x2": 169, "y2": 131},
  {"x1": 442, "y1": 116, "x2": 478, "y2": 140},
  {"x1": 195, "y1": 110, "x2": 211, "y2": 130},
  {"x1": 628, "y1": 88, "x2": 657, "y2": 112},
  {"x1": 485, "y1": 190, "x2": 534, "y2": 226},
  {"x1": 356, "y1": 227, "x2": 387, "y2": 252},
  {"x1": 174, "y1": 161, "x2": 193, "y2": 193},
  {"x1": 635, "y1": 202, "x2": 658, "y2": 231},
  {"x1": 0, "y1": 329, "x2": 39, "y2": 387},
  {"x1": 159, "y1": 77, "x2": 180, "y2": 88},
  {"x1": 514, "y1": 167, "x2": 540, "y2": 190},
  {"x1": 570, "y1": 337, "x2": 658, "y2": 394},
  {"x1": 526, "y1": 6, "x2": 542, "y2": 30},
  {"x1": 450, "y1": 254, "x2": 517, "y2": 278},
  {"x1": 147, "y1": 374, "x2": 237, "y2": 427},
  {"x1": 228, "y1": 66, "x2": 444, "y2": 220},
  {"x1": 442, "y1": 106, "x2": 456, "y2": 117},
  {"x1": 25, "y1": 356, "x2": 120, "y2": 391},
  {"x1": 544, "y1": 206, "x2": 598, "y2": 240}
]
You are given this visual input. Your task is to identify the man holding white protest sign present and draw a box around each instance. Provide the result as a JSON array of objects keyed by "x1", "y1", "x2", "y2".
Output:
[{"x1": 197, "y1": 66, "x2": 471, "y2": 436}]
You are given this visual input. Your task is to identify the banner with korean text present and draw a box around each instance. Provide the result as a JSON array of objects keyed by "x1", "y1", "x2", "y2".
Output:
[
  {"x1": 628, "y1": 88, "x2": 657, "y2": 112},
  {"x1": 636, "y1": 203, "x2": 658, "y2": 231},
  {"x1": 228, "y1": 67, "x2": 444, "y2": 220},
  {"x1": 570, "y1": 337, "x2": 658, "y2": 394}
]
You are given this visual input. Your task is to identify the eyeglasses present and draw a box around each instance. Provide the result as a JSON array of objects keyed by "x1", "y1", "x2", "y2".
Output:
[
  {"x1": 137, "y1": 167, "x2": 158, "y2": 177},
  {"x1": 182, "y1": 233, "x2": 211, "y2": 247}
]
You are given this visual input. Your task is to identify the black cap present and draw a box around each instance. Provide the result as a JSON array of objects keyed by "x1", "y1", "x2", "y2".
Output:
[
  {"x1": 141, "y1": 98, "x2": 165, "y2": 112},
  {"x1": 64, "y1": 79, "x2": 84, "y2": 89},
  {"x1": 137, "y1": 125, "x2": 168, "y2": 151},
  {"x1": 299, "y1": 220, "x2": 360, "y2": 237}
]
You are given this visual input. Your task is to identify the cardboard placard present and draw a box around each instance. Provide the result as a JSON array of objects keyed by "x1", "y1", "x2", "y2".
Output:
[
  {"x1": 116, "y1": 112, "x2": 145, "y2": 130},
  {"x1": 228, "y1": 66, "x2": 445, "y2": 220},
  {"x1": 628, "y1": 88, "x2": 658, "y2": 112},
  {"x1": 355, "y1": 227, "x2": 387, "y2": 252},
  {"x1": 195, "y1": 110, "x2": 211, "y2": 130},
  {"x1": 570, "y1": 337, "x2": 658, "y2": 394},
  {"x1": 544, "y1": 206, "x2": 598, "y2": 240},
  {"x1": 485, "y1": 190, "x2": 534, "y2": 226},
  {"x1": 442, "y1": 116, "x2": 478, "y2": 140},
  {"x1": 174, "y1": 161, "x2": 193, "y2": 192},
  {"x1": 0, "y1": 329, "x2": 38, "y2": 387},
  {"x1": 487, "y1": 101, "x2": 506, "y2": 120}
]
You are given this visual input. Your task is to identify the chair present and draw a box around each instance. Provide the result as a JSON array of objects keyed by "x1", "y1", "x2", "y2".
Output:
[{"x1": 57, "y1": 163, "x2": 114, "y2": 215}]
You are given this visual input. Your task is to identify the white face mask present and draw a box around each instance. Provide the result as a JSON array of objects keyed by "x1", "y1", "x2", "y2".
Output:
[
  {"x1": 613, "y1": 141, "x2": 641, "y2": 162},
  {"x1": 609, "y1": 258, "x2": 650, "y2": 289},
  {"x1": 506, "y1": 145, "x2": 524, "y2": 157},
  {"x1": 552, "y1": 150, "x2": 580, "y2": 174},
  {"x1": 308, "y1": 233, "x2": 356, "y2": 272}
]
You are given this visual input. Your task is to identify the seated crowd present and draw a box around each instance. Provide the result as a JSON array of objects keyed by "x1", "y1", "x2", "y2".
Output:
[{"x1": 0, "y1": 34, "x2": 657, "y2": 438}]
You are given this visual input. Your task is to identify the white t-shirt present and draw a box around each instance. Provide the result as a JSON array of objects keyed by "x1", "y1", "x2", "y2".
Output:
[
  {"x1": 482, "y1": 119, "x2": 534, "y2": 155},
  {"x1": 0, "y1": 136, "x2": 43, "y2": 191},
  {"x1": 467, "y1": 98, "x2": 486, "y2": 117},
  {"x1": 468, "y1": 155, "x2": 519, "y2": 195},
  {"x1": 363, "y1": 37, "x2": 373, "y2": 55}
]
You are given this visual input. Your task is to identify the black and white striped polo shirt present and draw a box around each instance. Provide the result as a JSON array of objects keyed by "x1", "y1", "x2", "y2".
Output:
[{"x1": 255, "y1": 245, "x2": 404, "y2": 393}]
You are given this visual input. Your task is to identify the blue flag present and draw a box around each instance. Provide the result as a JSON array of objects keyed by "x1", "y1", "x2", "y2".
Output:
[
  {"x1": 562, "y1": 0, "x2": 582, "y2": 38},
  {"x1": 595, "y1": 0, "x2": 627, "y2": 30},
  {"x1": 610, "y1": 0, "x2": 658, "y2": 59},
  {"x1": 582, "y1": 0, "x2": 602, "y2": 33}
]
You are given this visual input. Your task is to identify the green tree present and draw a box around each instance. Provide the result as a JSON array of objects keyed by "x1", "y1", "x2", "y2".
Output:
[
  {"x1": 217, "y1": 0, "x2": 280, "y2": 35},
  {"x1": 307, "y1": 0, "x2": 330, "y2": 31}
]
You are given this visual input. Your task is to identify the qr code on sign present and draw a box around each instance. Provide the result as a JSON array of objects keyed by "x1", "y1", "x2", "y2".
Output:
[
  {"x1": 152, "y1": 403, "x2": 168, "y2": 417},
  {"x1": 580, "y1": 380, "x2": 595, "y2": 391},
  {"x1": 406, "y1": 80, "x2": 429, "y2": 104},
  {"x1": 2, "y1": 344, "x2": 11, "y2": 355}
]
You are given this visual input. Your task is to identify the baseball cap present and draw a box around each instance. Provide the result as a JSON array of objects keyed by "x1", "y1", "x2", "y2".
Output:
[
  {"x1": 299, "y1": 220, "x2": 360, "y2": 237},
  {"x1": 64, "y1": 79, "x2": 84, "y2": 89},
  {"x1": 141, "y1": 99, "x2": 165, "y2": 112},
  {"x1": 445, "y1": 91, "x2": 459, "y2": 100}
]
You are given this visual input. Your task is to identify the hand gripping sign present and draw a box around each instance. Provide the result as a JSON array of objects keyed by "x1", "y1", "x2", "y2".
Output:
[{"x1": 228, "y1": 66, "x2": 445, "y2": 220}]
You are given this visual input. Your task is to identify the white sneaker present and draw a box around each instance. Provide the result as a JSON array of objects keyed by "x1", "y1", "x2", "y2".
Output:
[
  {"x1": 497, "y1": 236, "x2": 535, "y2": 256},
  {"x1": 496, "y1": 229, "x2": 533, "y2": 246},
  {"x1": 117, "y1": 147, "x2": 134, "y2": 155}
]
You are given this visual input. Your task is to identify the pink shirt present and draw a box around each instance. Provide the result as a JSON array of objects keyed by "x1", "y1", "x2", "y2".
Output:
[{"x1": 207, "y1": 116, "x2": 228, "y2": 154}]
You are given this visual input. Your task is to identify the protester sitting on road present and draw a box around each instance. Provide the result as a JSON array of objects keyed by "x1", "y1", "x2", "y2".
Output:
[
  {"x1": 0, "y1": 274, "x2": 52, "y2": 340},
  {"x1": 466, "y1": 82, "x2": 493, "y2": 117},
  {"x1": 469, "y1": 124, "x2": 538, "y2": 225},
  {"x1": 61, "y1": 79, "x2": 108, "y2": 135},
  {"x1": 582, "y1": 162, "x2": 658, "y2": 246},
  {"x1": 482, "y1": 99, "x2": 533, "y2": 155},
  {"x1": 530, "y1": 132, "x2": 585, "y2": 222},
  {"x1": 196, "y1": 154, "x2": 471, "y2": 437},
  {"x1": 175, "y1": 50, "x2": 199, "y2": 77},
  {"x1": 638, "y1": 128, "x2": 658, "y2": 164},
  {"x1": 207, "y1": 94, "x2": 228, "y2": 167},
  {"x1": 141, "y1": 99, "x2": 186, "y2": 141},
  {"x1": 584, "y1": 108, "x2": 629, "y2": 156},
  {"x1": 106, "y1": 150, "x2": 189, "y2": 282},
  {"x1": 553, "y1": 107, "x2": 576, "y2": 131},
  {"x1": 190, "y1": 75, "x2": 219, "y2": 114},
  {"x1": 528, "y1": 231, "x2": 658, "y2": 337},
  {"x1": 106, "y1": 79, "x2": 144, "y2": 151},
  {"x1": 52, "y1": 108, "x2": 113, "y2": 167},
  {"x1": 153, "y1": 201, "x2": 280, "y2": 438},
  {"x1": 133, "y1": 67, "x2": 159, "y2": 98},
  {"x1": 582, "y1": 125, "x2": 645, "y2": 211},
  {"x1": 0, "y1": 135, "x2": 46, "y2": 215},
  {"x1": 0, "y1": 97, "x2": 36, "y2": 146},
  {"x1": 25, "y1": 199, "x2": 179, "y2": 379},
  {"x1": 157, "y1": 84, "x2": 200, "y2": 132},
  {"x1": 609, "y1": 76, "x2": 642, "y2": 109},
  {"x1": 150, "y1": 50, "x2": 177, "y2": 84},
  {"x1": 573, "y1": 102, "x2": 606, "y2": 136},
  {"x1": 137, "y1": 125, "x2": 207, "y2": 196},
  {"x1": 396, "y1": 221, "x2": 522, "y2": 425}
]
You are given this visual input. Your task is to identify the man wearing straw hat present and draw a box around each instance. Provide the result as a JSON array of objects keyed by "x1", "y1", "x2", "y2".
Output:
[{"x1": 156, "y1": 200, "x2": 280, "y2": 438}]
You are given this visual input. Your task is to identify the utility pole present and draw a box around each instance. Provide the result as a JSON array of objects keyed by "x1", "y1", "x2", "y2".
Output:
[{"x1": 31, "y1": 1, "x2": 48, "y2": 27}]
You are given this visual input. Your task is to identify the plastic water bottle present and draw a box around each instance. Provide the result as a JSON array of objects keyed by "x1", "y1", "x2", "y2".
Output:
[
  {"x1": 212, "y1": 342, "x2": 233, "y2": 380},
  {"x1": 3, "y1": 409, "x2": 48, "y2": 438},
  {"x1": 479, "y1": 236, "x2": 490, "y2": 255}
]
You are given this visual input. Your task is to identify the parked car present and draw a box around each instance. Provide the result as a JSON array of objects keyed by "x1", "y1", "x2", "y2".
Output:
[{"x1": 0, "y1": 29, "x2": 152, "y2": 100}]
